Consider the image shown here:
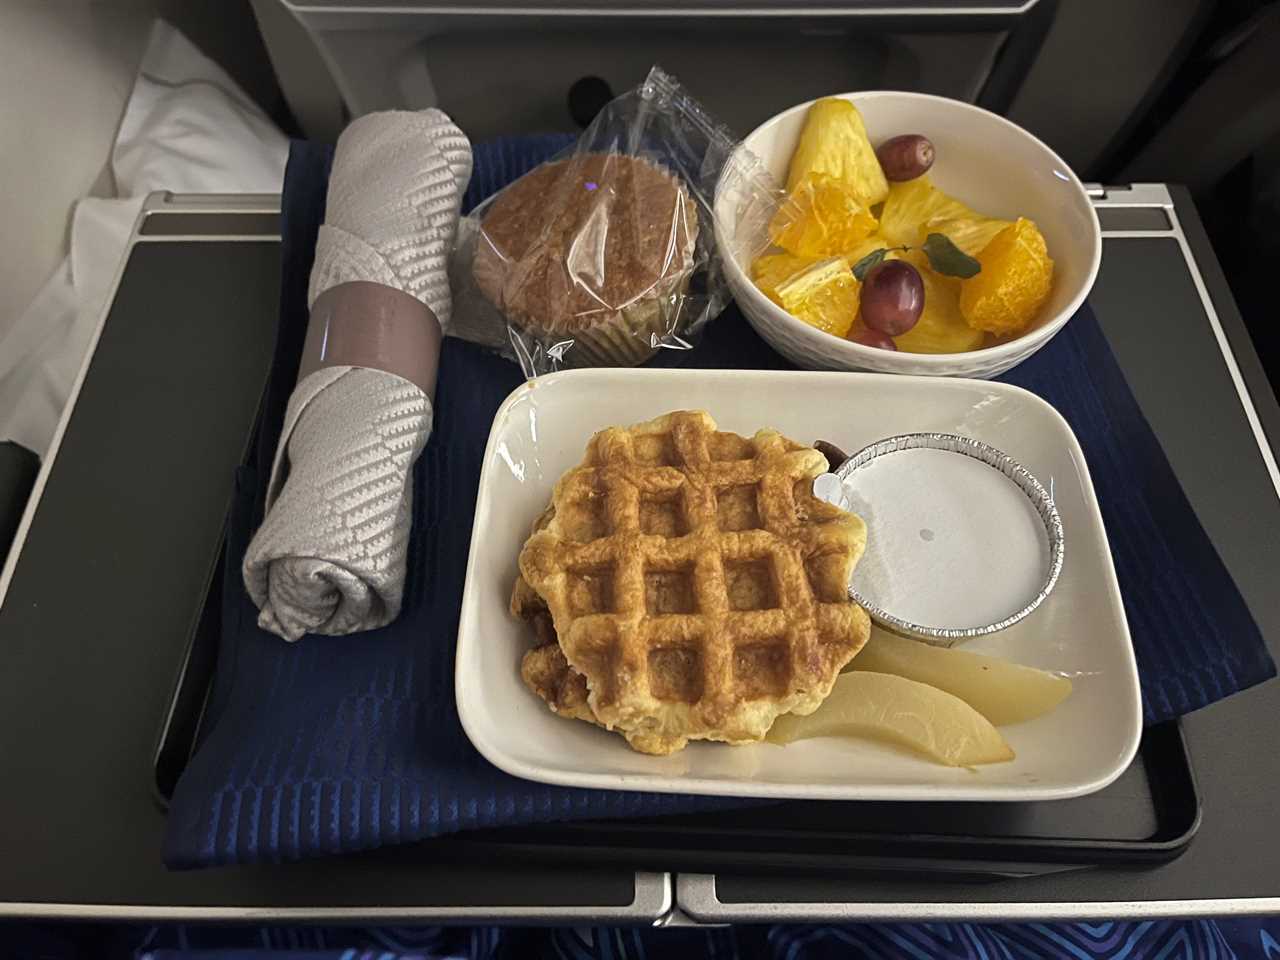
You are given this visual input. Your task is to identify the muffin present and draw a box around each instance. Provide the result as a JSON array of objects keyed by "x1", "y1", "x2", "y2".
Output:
[{"x1": 472, "y1": 153, "x2": 699, "y2": 366}]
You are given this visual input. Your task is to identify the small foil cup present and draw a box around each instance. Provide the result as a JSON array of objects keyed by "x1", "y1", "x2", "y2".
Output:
[{"x1": 821, "y1": 433, "x2": 1065, "y2": 646}]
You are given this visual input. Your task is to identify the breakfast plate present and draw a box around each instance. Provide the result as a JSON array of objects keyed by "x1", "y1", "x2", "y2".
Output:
[{"x1": 455, "y1": 368, "x2": 1142, "y2": 801}]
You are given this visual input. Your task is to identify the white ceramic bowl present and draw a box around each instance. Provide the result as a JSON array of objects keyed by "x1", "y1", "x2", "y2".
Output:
[{"x1": 714, "y1": 91, "x2": 1101, "y2": 379}]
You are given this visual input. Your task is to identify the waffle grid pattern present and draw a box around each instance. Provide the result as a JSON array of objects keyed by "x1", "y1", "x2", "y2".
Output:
[{"x1": 519, "y1": 412, "x2": 869, "y2": 753}]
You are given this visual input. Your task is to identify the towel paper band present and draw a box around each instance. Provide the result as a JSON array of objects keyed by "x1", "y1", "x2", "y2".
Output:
[{"x1": 300, "y1": 281, "x2": 442, "y2": 399}]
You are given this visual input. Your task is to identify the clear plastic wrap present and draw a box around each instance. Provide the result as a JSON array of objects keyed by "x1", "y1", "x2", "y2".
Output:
[{"x1": 447, "y1": 66, "x2": 777, "y2": 376}]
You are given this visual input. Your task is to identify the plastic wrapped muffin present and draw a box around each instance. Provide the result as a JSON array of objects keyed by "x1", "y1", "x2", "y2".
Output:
[
  {"x1": 448, "y1": 66, "x2": 775, "y2": 375},
  {"x1": 472, "y1": 153, "x2": 698, "y2": 366}
]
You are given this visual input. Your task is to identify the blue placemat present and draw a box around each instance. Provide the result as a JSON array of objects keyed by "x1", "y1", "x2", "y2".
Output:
[
  {"x1": 13, "y1": 915, "x2": 1280, "y2": 957},
  {"x1": 164, "y1": 136, "x2": 1273, "y2": 867}
]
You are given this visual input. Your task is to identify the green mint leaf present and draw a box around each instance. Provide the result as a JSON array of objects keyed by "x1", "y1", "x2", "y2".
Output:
[
  {"x1": 851, "y1": 247, "x2": 888, "y2": 281},
  {"x1": 921, "y1": 233, "x2": 981, "y2": 279}
]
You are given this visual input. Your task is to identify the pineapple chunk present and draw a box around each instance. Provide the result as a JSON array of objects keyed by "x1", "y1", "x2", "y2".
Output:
[
  {"x1": 878, "y1": 176, "x2": 979, "y2": 248},
  {"x1": 901, "y1": 246, "x2": 958, "y2": 294},
  {"x1": 924, "y1": 216, "x2": 1013, "y2": 258},
  {"x1": 787, "y1": 99, "x2": 889, "y2": 207},
  {"x1": 845, "y1": 232, "x2": 894, "y2": 268},
  {"x1": 893, "y1": 250, "x2": 985, "y2": 354}
]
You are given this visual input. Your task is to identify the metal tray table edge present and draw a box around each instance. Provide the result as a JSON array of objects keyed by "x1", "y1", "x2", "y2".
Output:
[
  {"x1": 0, "y1": 872, "x2": 673, "y2": 923},
  {"x1": 674, "y1": 873, "x2": 1280, "y2": 923}
]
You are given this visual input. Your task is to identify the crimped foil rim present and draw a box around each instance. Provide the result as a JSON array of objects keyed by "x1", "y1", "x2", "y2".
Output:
[{"x1": 833, "y1": 432, "x2": 1065, "y2": 645}]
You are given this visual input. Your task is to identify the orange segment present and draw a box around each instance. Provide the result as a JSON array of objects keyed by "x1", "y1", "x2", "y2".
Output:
[
  {"x1": 774, "y1": 257, "x2": 860, "y2": 338},
  {"x1": 751, "y1": 252, "x2": 821, "y2": 306},
  {"x1": 959, "y1": 218, "x2": 1055, "y2": 337},
  {"x1": 769, "y1": 174, "x2": 878, "y2": 258}
]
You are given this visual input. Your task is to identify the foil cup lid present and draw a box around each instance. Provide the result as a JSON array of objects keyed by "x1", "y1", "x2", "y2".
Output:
[{"x1": 816, "y1": 433, "x2": 1065, "y2": 646}]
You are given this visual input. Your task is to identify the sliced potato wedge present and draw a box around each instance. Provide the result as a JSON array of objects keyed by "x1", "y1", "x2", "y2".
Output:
[
  {"x1": 847, "y1": 628, "x2": 1072, "y2": 726},
  {"x1": 767, "y1": 671, "x2": 1014, "y2": 766}
]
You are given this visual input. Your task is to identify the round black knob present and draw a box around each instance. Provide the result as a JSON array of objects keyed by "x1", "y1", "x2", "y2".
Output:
[{"x1": 568, "y1": 76, "x2": 615, "y2": 129}]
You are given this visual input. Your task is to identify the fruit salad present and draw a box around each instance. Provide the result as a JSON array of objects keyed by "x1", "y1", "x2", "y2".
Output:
[{"x1": 750, "y1": 98, "x2": 1055, "y2": 354}]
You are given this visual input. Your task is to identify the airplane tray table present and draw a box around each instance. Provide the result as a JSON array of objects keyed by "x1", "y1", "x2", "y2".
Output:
[{"x1": 0, "y1": 184, "x2": 1277, "y2": 921}]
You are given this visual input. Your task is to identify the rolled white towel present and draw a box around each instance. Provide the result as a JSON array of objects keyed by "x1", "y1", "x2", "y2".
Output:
[{"x1": 244, "y1": 109, "x2": 471, "y2": 641}]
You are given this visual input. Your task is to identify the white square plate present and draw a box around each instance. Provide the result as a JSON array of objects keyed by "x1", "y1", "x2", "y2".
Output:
[{"x1": 456, "y1": 369, "x2": 1142, "y2": 801}]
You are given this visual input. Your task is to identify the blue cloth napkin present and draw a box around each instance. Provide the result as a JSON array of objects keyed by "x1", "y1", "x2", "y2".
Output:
[{"x1": 164, "y1": 136, "x2": 1273, "y2": 868}]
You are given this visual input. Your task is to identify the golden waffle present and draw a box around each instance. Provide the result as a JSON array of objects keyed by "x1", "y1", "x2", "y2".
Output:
[
  {"x1": 520, "y1": 641, "x2": 597, "y2": 726},
  {"x1": 511, "y1": 505, "x2": 558, "y2": 644},
  {"x1": 510, "y1": 503, "x2": 604, "y2": 729},
  {"x1": 512, "y1": 548, "x2": 601, "y2": 728},
  {"x1": 518, "y1": 410, "x2": 871, "y2": 755}
]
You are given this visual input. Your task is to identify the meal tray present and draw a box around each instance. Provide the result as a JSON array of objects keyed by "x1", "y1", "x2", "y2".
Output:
[{"x1": 155, "y1": 539, "x2": 1199, "y2": 880}]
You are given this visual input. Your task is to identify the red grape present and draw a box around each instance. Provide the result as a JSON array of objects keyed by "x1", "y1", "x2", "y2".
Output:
[
  {"x1": 860, "y1": 260, "x2": 924, "y2": 335},
  {"x1": 876, "y1": 134, "x2": 936, "y2": 181},
  {"x1": 848, "y1": 326, "x2": 898, "y2": 351}
]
